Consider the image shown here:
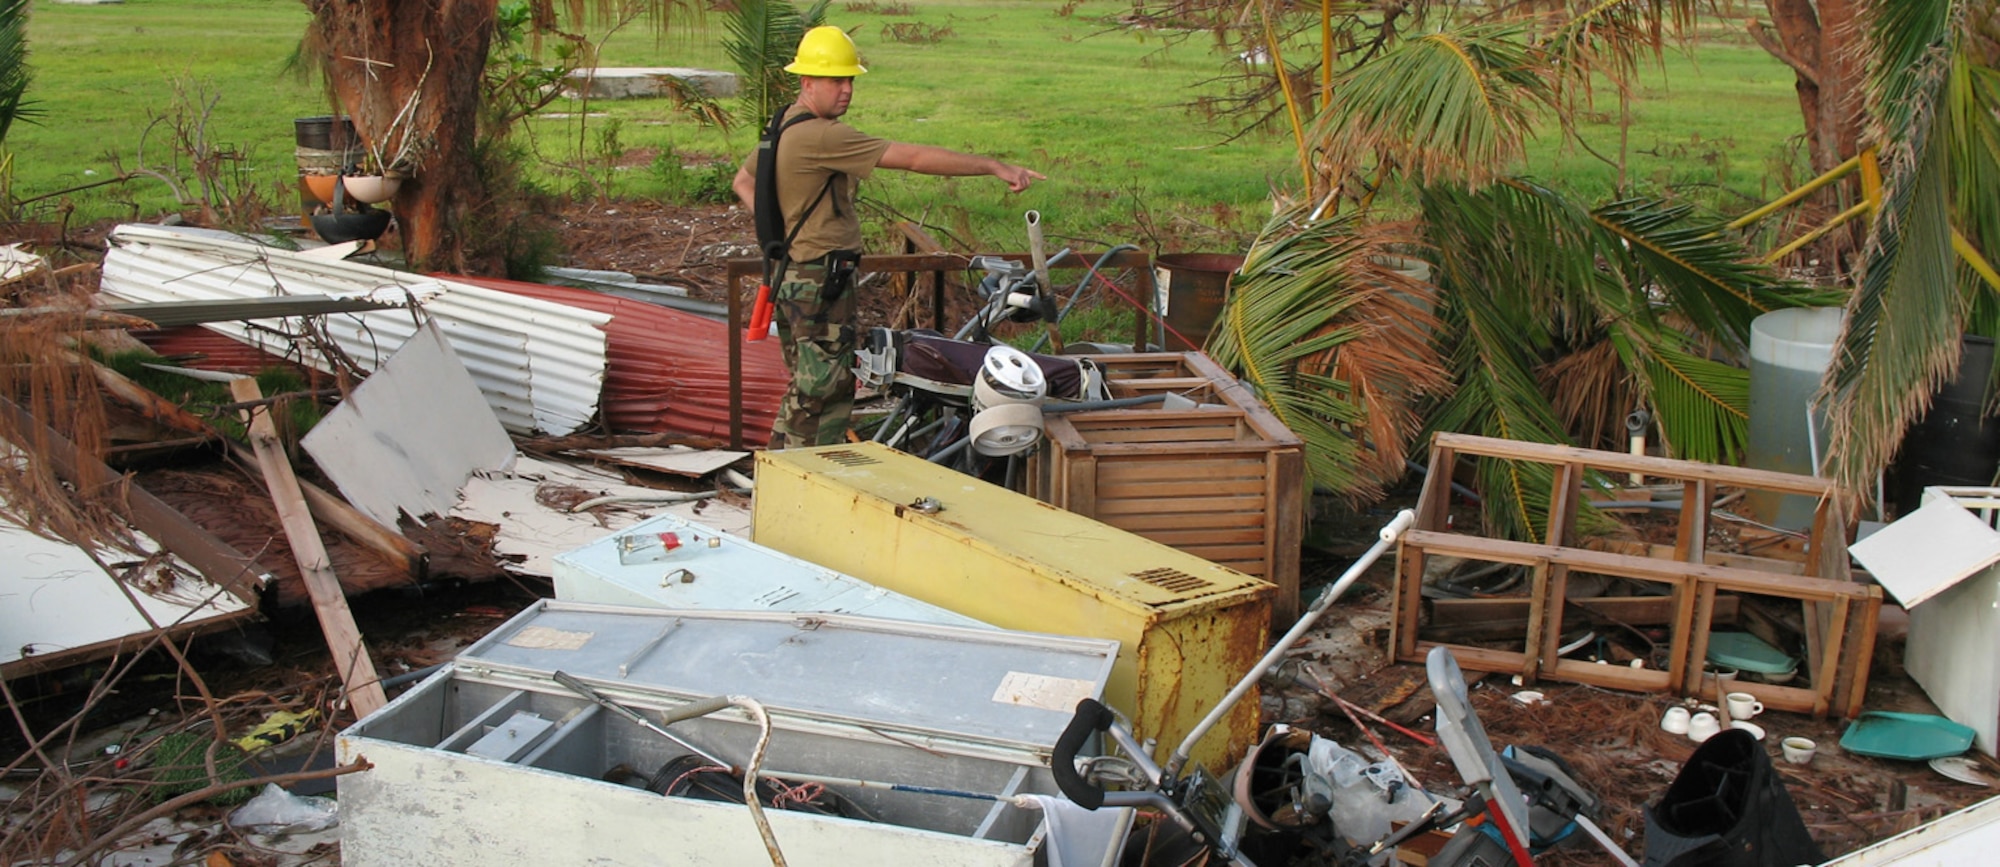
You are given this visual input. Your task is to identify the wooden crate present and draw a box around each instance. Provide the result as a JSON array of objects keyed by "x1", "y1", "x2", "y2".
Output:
[{"x1": 1029, "y1": 352, "x2": 1307, "y2": 623}]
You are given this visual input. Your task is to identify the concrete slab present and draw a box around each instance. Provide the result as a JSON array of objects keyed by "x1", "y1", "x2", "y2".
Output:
[{"x1": 563, "y1": 67, "x2": 738, "y2": 100}]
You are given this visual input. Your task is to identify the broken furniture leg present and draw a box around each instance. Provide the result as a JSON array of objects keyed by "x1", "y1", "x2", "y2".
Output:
[{"x1": 231, "y1": 377, "x2": 388, "y2": 717}]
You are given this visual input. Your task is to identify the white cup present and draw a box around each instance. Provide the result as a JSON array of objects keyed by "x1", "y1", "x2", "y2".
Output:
[
  {"x1": 1661, "y1": 706, "x2": 1692, "y2": 734},
  {"x1": 1782, "y1": 736, "x2": 1817, "y2": 765},
  {"x1": 1726, "y1": 691, "x2": 1764, "y2": 720},
  {"x1": 1687, "y1": 712, "x2": 1721, "y2": 743}
]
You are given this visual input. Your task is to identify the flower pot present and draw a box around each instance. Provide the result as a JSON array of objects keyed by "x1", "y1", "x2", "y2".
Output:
[
  {"x1": 342, "y1": 175, "x2": 403, "y2": 204},
  {"x1": 311, "y1": 208, "x2": 392, "y2": 244},
  {"x1": 302, "y1": 174, "x2": 341, "y2": 206}
]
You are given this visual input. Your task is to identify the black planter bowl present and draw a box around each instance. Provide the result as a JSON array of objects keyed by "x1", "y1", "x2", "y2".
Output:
[{"x1": 311, "y1": 208, "x2": 392, "y2": 244}]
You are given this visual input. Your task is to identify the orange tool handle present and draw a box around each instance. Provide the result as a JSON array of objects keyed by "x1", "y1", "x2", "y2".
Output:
[{"x1": 745, "y1": 282, "x2": 774, "y2": 341}]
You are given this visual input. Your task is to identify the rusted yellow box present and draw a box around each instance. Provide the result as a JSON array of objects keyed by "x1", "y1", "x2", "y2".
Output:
[{"x1": 754, "y1": 442, "x2": 1275, "y2": 770}]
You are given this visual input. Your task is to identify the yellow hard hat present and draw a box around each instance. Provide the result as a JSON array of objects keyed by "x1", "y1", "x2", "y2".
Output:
[{"x1": 785, "y1": 26, "x2": 868, "y2": 77}]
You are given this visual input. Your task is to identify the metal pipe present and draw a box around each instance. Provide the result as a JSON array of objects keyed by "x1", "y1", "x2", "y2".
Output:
[
  {"x1": 569, "y1": 490, "x2": 719, "y2": 513},
  {"x1": 1163, "y1": 509, "x2": 1416, "y2": 779},
  {"x1": 1043, "y1": 394, "x2": 1167, "y2": 414},
  {"x1": 550, "y1": 670, "x2": 734, "y2": 770},
  {"x1": 1025, "y1": 211, "x2": 1063, "y2": 353},
  {"x1": 759, "y1": 769, "x2": 1029, "y2": 805}
]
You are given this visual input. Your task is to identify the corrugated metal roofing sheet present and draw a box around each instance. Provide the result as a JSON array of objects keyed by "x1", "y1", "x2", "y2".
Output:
[
  {"x1": 452, "y1": 276, "x2": 786, "y2": 447},
  {"x1": 100, "y1": 225, "x2": 610, "y2": 435}
]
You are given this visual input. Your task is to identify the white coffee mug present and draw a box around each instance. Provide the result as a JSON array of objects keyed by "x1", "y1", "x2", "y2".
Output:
[
  {"x1": 1687, "y1": 712, "x2": 1721, "y2": 743},
  {"x1": 1781, "y1": 736, "x2": 1817, "y2": 765},
  {"x1": 1726, "y1": 691, "x2": 1764, "y2": 720},
  {"x1": 1661, "y1": 706, "x2": 1692, "y2": 734}
]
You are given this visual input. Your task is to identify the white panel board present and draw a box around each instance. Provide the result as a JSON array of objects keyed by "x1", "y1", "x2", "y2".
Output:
[
  {"x1": 1849, "y1": 496, "x2": 2000, "y2": 608},
  {"x1": 1821, "y1": 794, "x2": 2000, "y2": 866},
  {"x1": 451, "y1": 456, "x2": 752, "y2": 577},
  {"x1": 0, "y1": 518, "x2": 253, "y2": 668},
  {"x1": 302, "y1": 320, "x2": 516, "y2": 528}
]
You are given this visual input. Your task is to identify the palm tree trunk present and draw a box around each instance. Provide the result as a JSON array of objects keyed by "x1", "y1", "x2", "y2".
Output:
[{"x1": 305, "y1": 0, "x2": 496, "y2": 272}]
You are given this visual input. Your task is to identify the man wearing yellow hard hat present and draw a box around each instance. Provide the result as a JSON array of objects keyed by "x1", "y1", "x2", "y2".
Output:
[{"x1": 734, "y1": 25, "x2": 1044, "y2": 449}]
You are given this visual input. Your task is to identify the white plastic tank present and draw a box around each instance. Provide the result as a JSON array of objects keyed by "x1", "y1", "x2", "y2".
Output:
[{"x1": 1746, "y1": 307, "x2": 1846, "y2": 529}]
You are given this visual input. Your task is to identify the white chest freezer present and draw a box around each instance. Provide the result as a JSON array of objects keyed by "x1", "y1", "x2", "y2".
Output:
[{"x1": 337, "y1": 600, "x2": 1128, "y2": 867}]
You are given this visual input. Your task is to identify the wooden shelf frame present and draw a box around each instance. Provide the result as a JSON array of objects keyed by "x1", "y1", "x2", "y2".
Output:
[{"x1": 1392, "y1": 433, "x2": 1881, "y2": 718}]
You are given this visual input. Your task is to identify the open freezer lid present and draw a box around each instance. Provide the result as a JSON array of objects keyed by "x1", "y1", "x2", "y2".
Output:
[{"x1": 453, "y1": 600, "x2": 1120, "y2": 752}]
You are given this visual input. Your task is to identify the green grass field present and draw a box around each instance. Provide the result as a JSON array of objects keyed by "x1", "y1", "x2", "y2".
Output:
[{"x1": 4, "y1": 0, "x2": 1809, "y2": 255}]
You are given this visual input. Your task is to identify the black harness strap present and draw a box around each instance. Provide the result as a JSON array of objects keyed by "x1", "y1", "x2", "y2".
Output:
[{"x1": 754, "y1": 107, "x2": 839, "y2": 287}]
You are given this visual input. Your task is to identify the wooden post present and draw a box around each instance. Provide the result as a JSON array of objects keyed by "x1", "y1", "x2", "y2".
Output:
[{"x1": 230, "y1": 377, "x2": 388, "y2": 717}]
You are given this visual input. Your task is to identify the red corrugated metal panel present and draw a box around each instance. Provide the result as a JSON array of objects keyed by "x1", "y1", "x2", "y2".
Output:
[
  {"x1": 452, "y1": 276, "x2": 785, "y2": 446},
  {"x1": 134, "y1": 326, "x2": 311, "y2": 375}
]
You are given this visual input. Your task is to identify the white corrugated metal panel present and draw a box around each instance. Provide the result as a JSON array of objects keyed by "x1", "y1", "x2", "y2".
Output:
[{"x1": 100, "y1": 224, "x2": 610, "y2": 435}]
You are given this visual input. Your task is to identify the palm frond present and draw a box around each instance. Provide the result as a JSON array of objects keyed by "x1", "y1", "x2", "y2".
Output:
[
  {"x1": 1535, "y1": 0, "x2": 1697, "y2": 109},
  {"x1": 1206, "y1": 205, "x2": 1449, "y2": 502},
  {"x1": 1418, "y1": 180, "x2": 1589, "y2": 540},
  {"x1": 1825, "y1": 1, "x2": 1968, "y2": 500},
  {"x1": 723, "y1": 0, "x2": 828, "y2": 126},
  {"x1": 1308, "y1": 22, "x2": 1554, "y2": 190},
  {"x1": 1634, "y1": 335, "x2": 1751, "y2": 465},
  {"x1": 0, "y1": 0, "x2": 41, "y2": 147},
  {"x1": 1591, "y1": 198, "x2": 1830, "y2": 350}
]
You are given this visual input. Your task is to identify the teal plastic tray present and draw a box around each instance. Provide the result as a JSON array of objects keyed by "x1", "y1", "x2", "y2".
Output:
[
  {"x1": 1705, "y1": 631, "x2": 1797, "y2": 675},
  {"x1": 1839, "y1": 712, "x2": 1976, "y2": 760}
]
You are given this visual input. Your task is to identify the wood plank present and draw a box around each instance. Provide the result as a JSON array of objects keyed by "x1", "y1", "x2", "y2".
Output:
[
  {"x1": 231, "y1": 377, "x2": 387, "y2": 718},
  {"x1": 1545, "y1": 658, "x2": 1672, "y2": 692},
  {"x1": 1402, "y1": 531, "x2": 1869, "y2": 600},
  {"x1": 1844, "y1": 589, "x2": 1882, "y2": 719},
  {"x1": 1537, "y1": 565, "x2": 1571, "y2": 675},
  {"x1": 1268, "y1": 447, "x2": 1305, "y2": 626},
  {"x1": 1103, "y1": 511, "x2": 1267, "y2": 531},
  {"x1": 1096, "y1": 459, "x2": 1266, "y2": 482},
  {"x1": 1416, "y1": 442, "x2": 1457, "y2": 531},
  {"x1": 1431, "y1": 595, "x2": 1739, "y2": 627},
  {"x1": 1681, "y1": 584, "x2": 1716, "y2": 695},
  {"x1": 1410, "y1": 642, "x2": 1526, "y2": 673},
  {"x1": 1675, "y1": 479, "x2": 1711, "y2": 564},
  {"x1": 1524, "y1": 562, "x2": 1550, "y2": 684},
  {"x1": 1088, "y1": 477, "x2": 1267, "y2": 498},
  {"x1": 1431, "y1": 432, "x2": 1836, "y2": 496},
  {"x1": 1545, "y1": 462, "x2": 1579, "y2": 547},
  {"x1": 1394, "y1": 548, "x2": 1426, "y2": 658},
  {"x1": 1112, "y1": 523, "x2": 1264, "y2": 543},
  {"x1": 1814, "y1": 595, "x2": 1850, "y2": 720},
  {"x1": 1094, "y1": 495, "x2": 1268, "y2": 516}
]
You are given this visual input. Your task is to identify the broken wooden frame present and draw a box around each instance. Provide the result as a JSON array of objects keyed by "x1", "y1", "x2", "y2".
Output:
[
  {"x1": 1391, "y1": 433, "x2": 1880, "y2": 718},
  {"x1": 723, "y1": 249, "x2": 1156, "y2": 448},
  {"x1": 1027, "y1": 352, "x2": 1305, "y2": 624}
]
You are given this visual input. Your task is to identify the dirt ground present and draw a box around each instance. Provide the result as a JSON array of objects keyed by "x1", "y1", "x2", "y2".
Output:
[{"x1": 5, "y1": 202, "x2": 1996, "y2": 865}]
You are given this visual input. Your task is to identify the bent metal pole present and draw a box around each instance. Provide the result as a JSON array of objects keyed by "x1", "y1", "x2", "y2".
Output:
[{"x1": 1162, "y1": 509, "x2": 1417, "y2": 780}]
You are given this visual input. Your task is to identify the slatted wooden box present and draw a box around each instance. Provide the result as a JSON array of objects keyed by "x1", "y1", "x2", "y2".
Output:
[{"x1": 1028, "y1": 352, "x2": 1307, "y2": 623}]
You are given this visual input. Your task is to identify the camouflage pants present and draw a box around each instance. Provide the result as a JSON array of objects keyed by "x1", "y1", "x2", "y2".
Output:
[{"x1": 768, "y1": 269, "x2": 857, "y2": 449}]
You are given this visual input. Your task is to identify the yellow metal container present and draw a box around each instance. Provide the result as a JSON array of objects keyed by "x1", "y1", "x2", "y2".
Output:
[{"x1": 754, "y1": 442, "x2": 1275, "y2": 770}]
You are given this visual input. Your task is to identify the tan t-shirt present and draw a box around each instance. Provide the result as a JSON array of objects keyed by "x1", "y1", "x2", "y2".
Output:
[{"x1": 741, "y1": 106, "x2": 891, "y2": 262}]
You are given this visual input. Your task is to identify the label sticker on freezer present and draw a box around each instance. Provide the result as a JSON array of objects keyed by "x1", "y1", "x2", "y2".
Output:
[
  {"x1": 505, "y1": 626, "x2": 594, "y2": 651},
  {"x1": 993, "y1": 672, "x2": 1094, "y2": 712}
]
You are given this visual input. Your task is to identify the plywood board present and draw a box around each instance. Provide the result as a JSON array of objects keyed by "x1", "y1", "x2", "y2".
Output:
[{"x1": 576, "y1": 447, "x2": 746, "y2": 478}]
